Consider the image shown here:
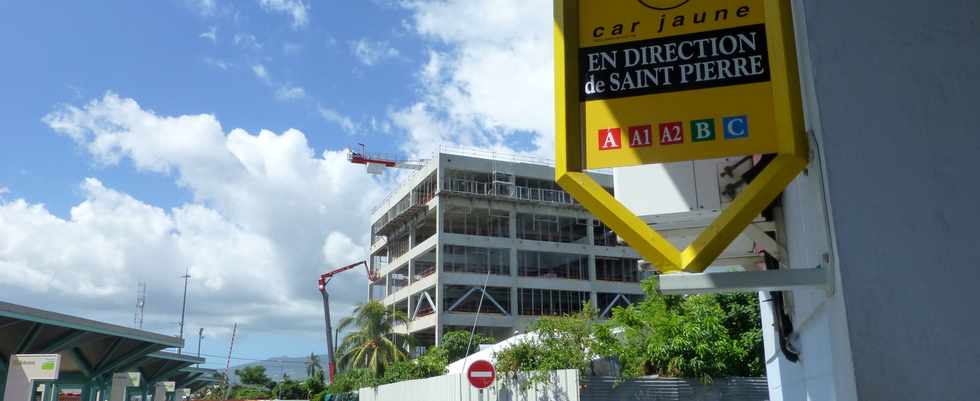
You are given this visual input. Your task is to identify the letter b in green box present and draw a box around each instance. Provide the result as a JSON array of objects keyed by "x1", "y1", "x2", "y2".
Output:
[{"x1": 691, "y1": 119, "x2": 716, "y2": 142}]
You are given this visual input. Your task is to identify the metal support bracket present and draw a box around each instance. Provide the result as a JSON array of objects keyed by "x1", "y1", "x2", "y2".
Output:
[{"x1": 656, "y1": 265, "x2": 832, "y2": 295}]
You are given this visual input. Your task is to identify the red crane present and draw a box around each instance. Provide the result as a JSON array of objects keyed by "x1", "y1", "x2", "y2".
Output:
[
  {"x1": 318, "y1": 260, "x2": 378, "y2": 385},
  {"x1": 346, "y1": 144, "x2": 425, "y2": 174}
]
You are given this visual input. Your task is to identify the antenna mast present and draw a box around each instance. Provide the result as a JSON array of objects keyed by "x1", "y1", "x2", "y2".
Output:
[
  {"x1": 223, "y1": 323, "x2": 238, "y2": 400},
  {"x1": 134, "y1": 282, "x2": 146, "y2": 329},
  {"x1": 178, "y1": 267, "x2": 191, "y2": 354}
]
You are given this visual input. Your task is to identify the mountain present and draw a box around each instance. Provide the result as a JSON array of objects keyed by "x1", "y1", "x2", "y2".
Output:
[{"x1": 227, "y1": 354, "x2": 329, "y2": 385}]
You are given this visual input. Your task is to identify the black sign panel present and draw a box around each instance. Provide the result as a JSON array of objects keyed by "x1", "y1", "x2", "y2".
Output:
[{"x1": 580, "y1": 24, "x2": 771, "y2": 101}]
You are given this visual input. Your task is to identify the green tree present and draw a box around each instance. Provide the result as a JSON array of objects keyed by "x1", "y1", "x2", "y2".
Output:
[
  {"x1": 326, "y1": 368, "x2": 377, "y2": 395},
  {"x1": 232, "y1": 386, "x2": 271, "y2": 400},
  {"x1": 337, "y1": 300, "x2": 411, "y2": 377},
  {"x1": 379, "y1": 345, "x2": 448, "y2": 385},
  {"x1": 493, "y1": 280, "x2": 765, "y2": 384},
  {"x1": 273, "y1": 375, "x2": 307, "y2": 400},
  {"x1": 599, "y1": 277, "x2": 766, "y2": 381},
  {"x1": 235, "y1": 365, "x2": 273, "y2": 388},
  {"x1": 306, "y1": 353, "x2": 323, "y2": 378},
  {"x1": 439, "y1": 331, "x2": 495, "y2": 362},
  {"x1": 495, "y1": 303, "x2": 598, "y2": 386},
  {"x1": 302, "y1": 353, "x2": 326, "y2": 399},
  {"x1": 195, "y1": 373, "x2": 227, "y2": 400}
]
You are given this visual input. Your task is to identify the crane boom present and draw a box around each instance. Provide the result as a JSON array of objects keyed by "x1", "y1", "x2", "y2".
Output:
[{"x1": 318, "y1": 260, "x2": 376, "y2": 385}]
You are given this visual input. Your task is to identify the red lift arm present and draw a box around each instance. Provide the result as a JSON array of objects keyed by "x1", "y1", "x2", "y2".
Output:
[{"x1": 318, "y1": 261, "x2": 378, "y2": 385}]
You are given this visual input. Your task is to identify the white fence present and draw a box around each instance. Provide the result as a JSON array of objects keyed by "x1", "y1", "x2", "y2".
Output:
[{"x1": 358, "y1": 370, "x2": 580, "y2": 401}]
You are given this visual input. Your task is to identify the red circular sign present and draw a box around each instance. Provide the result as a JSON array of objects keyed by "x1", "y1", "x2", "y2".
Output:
[{"x1": 466, "y1": 360, "x2": 496, "y2": 389}]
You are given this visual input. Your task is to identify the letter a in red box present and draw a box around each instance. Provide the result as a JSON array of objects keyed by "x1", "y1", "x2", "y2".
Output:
[
  {"x1": 598, "y1": 128, "x2": 622, "y2": 150},
  {"x1": 659, "y1": 122, "x2": 684, "y2": 145},
  {"x1": 628, "y1": 125, "x2": 652, "y2": 147}
]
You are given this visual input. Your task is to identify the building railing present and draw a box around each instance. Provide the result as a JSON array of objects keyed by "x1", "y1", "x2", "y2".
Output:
[
  {"x1": 370, "y1": 146, "x2": 555, "y2": 216},
  {"x1": 370, "y1": 159, "x2": 437, "y2": 215},
  {"x1": 442, "y1": 178, "x2": 578, "y2": 206},
  {"x1": 438, "y1": 145, "x2": 554, "y2": 167}
]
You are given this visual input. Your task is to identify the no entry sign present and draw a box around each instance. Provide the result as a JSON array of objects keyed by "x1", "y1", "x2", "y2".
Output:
[{"x1": 466, "y1": 360, "x2": 496, "y2": 389}]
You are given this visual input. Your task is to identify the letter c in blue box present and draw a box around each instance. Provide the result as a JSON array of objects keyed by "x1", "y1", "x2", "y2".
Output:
[{"x1": 723, "y1": 116, "x2": 749, "y2": 139}]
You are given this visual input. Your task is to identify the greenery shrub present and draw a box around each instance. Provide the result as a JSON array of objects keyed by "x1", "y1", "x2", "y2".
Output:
[
  {"x1": 494, "y1": 303, "x2": 597, "y2": 387},
  {"x1": 439, "y1": 330, "x2": 495, "y2": 362},
  {"x1": 494, "y1": 277, "x2": 765, "y2": 383},
  {"x1": 231, "y1": 386, "x2": 271, "y2": 400},
  {"x1": 602, "y1": 278, "x2": 765, "y2": 381}
]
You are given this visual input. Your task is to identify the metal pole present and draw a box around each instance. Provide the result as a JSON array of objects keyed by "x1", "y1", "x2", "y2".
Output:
[
  {"x1": 321, "y1": 291, "x2": 335, "y2": 385},
  {"x1": 223, "y1": 323, "x2": 237, "y2": 401},
  {"x1": 178, "y1": 267, "x2": 190, "y2": 354},
  {"x1": 278, "y1": 362, "x2": 284, "y2": 401},
  {"x1": 196, "y1": 328, "x2": 204, "y2": 362}
]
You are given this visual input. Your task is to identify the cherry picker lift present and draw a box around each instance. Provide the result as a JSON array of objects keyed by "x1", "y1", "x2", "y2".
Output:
[{"x1": 317, "y1": 260, "x2": 377, "y2": 384}]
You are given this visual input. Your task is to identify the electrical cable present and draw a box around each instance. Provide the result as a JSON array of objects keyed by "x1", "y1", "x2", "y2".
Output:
[
  {"x1": 728, "y1": 153, "x2": 797, "y2": 362},
  {"x1": 764, "y1": 252, "x2": 800, "y2": 362}
]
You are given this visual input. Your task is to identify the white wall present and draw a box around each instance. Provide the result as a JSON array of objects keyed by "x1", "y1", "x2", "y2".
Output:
[
  {"x1": 795, "y1": 0, "x2": 980, "y2": 399},
  {"x1": 358, "y1": 370, "x2": 579, "y2": 401}
]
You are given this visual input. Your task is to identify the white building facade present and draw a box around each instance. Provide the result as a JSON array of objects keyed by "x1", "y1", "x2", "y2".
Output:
[{"x1": 367, "y1": 152, "x2": 644, "y2": 345}]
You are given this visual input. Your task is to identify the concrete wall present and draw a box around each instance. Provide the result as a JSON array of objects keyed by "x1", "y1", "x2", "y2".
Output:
[
  {"x1": 358, "y1": 369, "x2": 579, "y2": 401},
  {"x1": 797, "y1": 0, "x2": 980, "y2": 399}
]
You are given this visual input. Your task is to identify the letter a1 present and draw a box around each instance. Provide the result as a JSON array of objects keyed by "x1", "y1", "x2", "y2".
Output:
[
  {"x1": 628, "y1": 125, "x2": 652, "y2": 147},
  {"x1": 598, "y1": 128, "x2": 622, "y2": 150}
]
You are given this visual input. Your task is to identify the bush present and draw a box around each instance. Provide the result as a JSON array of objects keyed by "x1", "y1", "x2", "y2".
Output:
[
  {"x1": 326, "y1": 369, "x2": 377, "y2": 395},
  {"x1": 326, "y1": 343, "x2": 449, "y2": 393},
  {"x1": 494, "y1": 278, "x2": 765, "y2": 384},
  {"x1": 231, "y1": 386, "x2": 271, "y2": 400},
  {"x1": 600, "y1": 277, "x2": 766, "y2": 381},
  {"x1": 378, "y1": 345, "x2": 448, "y2": 385},
  {"x1": 439, "y1": 331, "x2": 495, "y2": 362},
  {"x1": 494, "y1": 304, "x2": 597, "y2": 387}
]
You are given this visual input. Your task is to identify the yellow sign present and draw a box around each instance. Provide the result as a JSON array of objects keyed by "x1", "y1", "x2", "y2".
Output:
[{"x1": 554, "y1": 0, "x2": 808, "y2": 272}]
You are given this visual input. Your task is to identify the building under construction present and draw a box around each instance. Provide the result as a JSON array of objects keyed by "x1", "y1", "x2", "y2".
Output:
[{"x1": 367, "y1": 150, "x2": 644, "y2": 346}]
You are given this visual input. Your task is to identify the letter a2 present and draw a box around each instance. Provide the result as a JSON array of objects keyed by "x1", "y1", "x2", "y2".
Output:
[{"x1": 599, "y1": 128, "x2": 622, "y2": 150}]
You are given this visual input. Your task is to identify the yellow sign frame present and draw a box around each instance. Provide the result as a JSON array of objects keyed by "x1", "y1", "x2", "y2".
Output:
[{"x1": 554, "y1": 0, "x2": 808, "y2": 273}]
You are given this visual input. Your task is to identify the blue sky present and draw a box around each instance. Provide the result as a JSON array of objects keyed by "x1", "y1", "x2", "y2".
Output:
[
  {"x1": 1, "y1": 0, "x2": 424, "y2": 215},
  {"x1": 0, "y1": 0, "x2": 553, "y2": 366}
]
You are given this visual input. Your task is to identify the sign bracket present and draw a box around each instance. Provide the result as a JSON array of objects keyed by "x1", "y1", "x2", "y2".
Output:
[{"x1": 656, "y1": 264, "x2": 833, "y2": 295}]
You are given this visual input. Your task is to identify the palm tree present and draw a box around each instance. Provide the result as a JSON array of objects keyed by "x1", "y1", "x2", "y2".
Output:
[
  {"x1": 303, "y1": 353, "x2": 325, "y2": 399},
  {"x1": 336, "y1": 300, "x2": 411, "y2": 377},
  {"x1": 306, "y1": 353, "x2": 322, "y2": 378}
]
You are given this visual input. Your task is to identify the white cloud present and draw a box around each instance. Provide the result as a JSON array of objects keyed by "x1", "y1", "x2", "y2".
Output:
[
  {"x1": 317, "y1": 106, "x2": 357, "y2": 135},
  {"x1": 393, "y1": 0, "x2": 554, "y2": 158},
  {"x1": 21, "y1": 92, "x2": 393, "y2": 336},
  {"x1": 250, "y1": 65, "x2": 305, "y2": 102},
  {"x1": 199, "y1": 26, "x2": 217, "y2": 43},
  {"x1": 234, "y1": 33, "x2": 262, "y2": 51},
  {"x1": 252, "y1": 64, "x2": 269, "y2": 81},
  {"x1": 203, "y1": 57, "x2": 231, "y2": 70},
  {"x1": 187, "y1": 0, "x2": 217, "y2": 16},
  {"x1": 0, "y1": 186, "x2": 8, "y2": 195},
  {"x1": 275, "y1": 84, "x2": 306, "y2": 101},
  {"x1": 369, "y1": 117, "x2": 391, "y2": 134},
  {"x1": 258, "y1": 0, "x2": 309, "y2": 29},
  {"x1": 350, "y1": 39, "x2": 400, "y2": 66}
]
